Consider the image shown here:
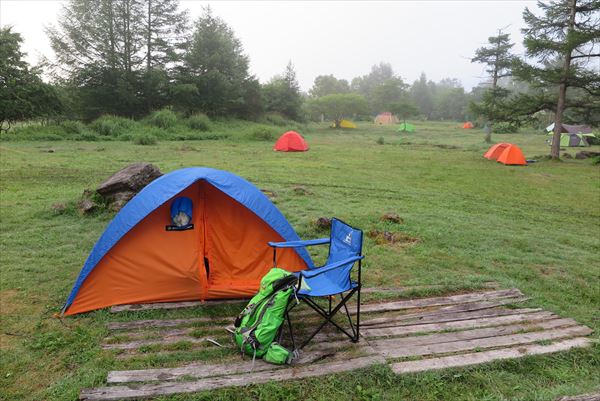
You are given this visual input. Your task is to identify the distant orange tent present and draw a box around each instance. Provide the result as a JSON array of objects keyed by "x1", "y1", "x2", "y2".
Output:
[
  {"x1": 484, "y1": 143, "x2": 527, "y2": 166},
  {"x1": 463, "y1": 121, "x2": 474, "y2": 129},
  {"x1": 273, "y1": 131, "x2": 309, "y2": 152}
]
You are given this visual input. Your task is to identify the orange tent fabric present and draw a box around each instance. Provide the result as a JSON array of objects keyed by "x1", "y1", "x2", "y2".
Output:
[
  {"x1": 483, "y1": 143, "x2": 511, "y2": 160},
  {"x1": 463, "y1": 121, "x2": 474, "y2": 129},
  {"x1": 496, "y1": 144, "x2": 527, "y2": 165},
  {"x1": 273, "y1": 131, "x2": 309, "y2": 152},
  {"x1": 65, "y1": 180, "x2": 308, "y2": 315}
]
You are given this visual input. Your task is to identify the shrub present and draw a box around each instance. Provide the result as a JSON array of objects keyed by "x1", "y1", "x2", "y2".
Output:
[
  {"x1": 75, "y1": 132, "x2": 100, "y2": 141},
  {"x1": 91, "y1": 115, "x2": 136, "y2": 137},
  {"x1": 261, "y1": 112, "x2": 288, "y2": 127},
  {"x1": 250, "y1": 126, "x2": 276, "y2": 141},
  {"x1": 133, "y1": 133, "x2": 157, "y2": 145},
  {"x1": 185, "y1": 113, "x2": 211, "y2": 131},
  {"x1": 60, "y1": 120, "x2": 87, "y2": 135},
  {"x1": 148, "y1": 108, "x2": 177, "y2": 129},
  {"x1": 492, "y1": 122, "x2": 519, "y2": 134},
  {"x1": 376, "y1": 137, "x2": 385, "y2": 145},
  {"x1": 8, "y1": 124, "x2": 67, "y2": 141}
]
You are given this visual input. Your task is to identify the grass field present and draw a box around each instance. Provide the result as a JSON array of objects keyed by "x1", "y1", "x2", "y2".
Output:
[{"x1": 1, "y1": 121, "x2": 599, "y2": 400}]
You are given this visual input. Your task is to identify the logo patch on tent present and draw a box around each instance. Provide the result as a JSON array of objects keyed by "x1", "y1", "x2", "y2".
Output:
[{"x1": 343, "y1": 232, "x2": 352, "y2": 245}]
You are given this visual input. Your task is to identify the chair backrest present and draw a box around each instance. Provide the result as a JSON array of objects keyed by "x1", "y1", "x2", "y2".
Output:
[{"x1": 327, "y1": 218, "x2": 363, "y2": 265}]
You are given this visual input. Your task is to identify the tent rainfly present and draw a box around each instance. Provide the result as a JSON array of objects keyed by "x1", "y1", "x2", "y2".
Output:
[
  {"x1": 545, "y1": 123, "x2": 593, "y2": 134},
  {"x1": 330, "y1": 119, "x2": 357, "y2": 129},
  {"x1": 463, "y1": 121, "x2": 474, "y2": 129},
  {"x1": 398, "y1": 122, "x2": 416, "y2": 132},
  {"x1": 62, "y1": 167, "x2": 312, "y2": 315},
  {"x1": 374, "y1": 112, "x2": 399, "y2": 125},
  {"x1": 273, "y1": 131, "x2": 309, "y2": 152},
  {"x1": 483, "y1": 143, "x2": 527, "y2": 166}
]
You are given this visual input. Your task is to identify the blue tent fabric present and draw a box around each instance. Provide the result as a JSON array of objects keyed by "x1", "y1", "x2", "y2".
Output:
[{"x1": 63, "y1": 167, "x2": 313, "y2": 313}]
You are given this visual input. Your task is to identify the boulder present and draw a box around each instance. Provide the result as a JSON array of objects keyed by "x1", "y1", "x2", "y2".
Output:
[{"x1": 96, "y1": 163, "x2": 162, "y2": 210}]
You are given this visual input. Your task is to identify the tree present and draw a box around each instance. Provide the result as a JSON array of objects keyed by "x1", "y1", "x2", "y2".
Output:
[
  {"x1": 471, "y1": 30, "x2": 515, "y2": 142},
  {"x1": 142, "y1": 0, "x2": 188, "y2": 71},
  {"x1": 431, "y1": 79, "x2": 469, "y2": 121},
  {"x1": 389, "y1": 100, "x2": 419, "y2": 125},
  {"x1": 177, "y1": 6, "x2": 255, "y2": 116},
  {"x1": 309, "y1": 75, "x2": 349, "y2": 98},
  {"x1": 141, "y1": 0, "x2": 189, "y2": 111},
  {"x1": 351, "y1": 63, "x2": 408, "y2": 113},
  {"x1": 262, "y1": 61, "x2": 303, "y2": 120},
  {"x1": 410, "y1": 73, "x2": 434, "y2": 119},
  {"x1": 47, "y1": 0, "x2": 190, "y2": 118},
  {"x1": 0, "y1": 27, "x2": 62, "y2": 131},
  {"x1": 307, "y1": 94, "x2": 368, "y2": 127},
  {"x1": 514, "y1": 0, "x2": 600, "y2": 159}
]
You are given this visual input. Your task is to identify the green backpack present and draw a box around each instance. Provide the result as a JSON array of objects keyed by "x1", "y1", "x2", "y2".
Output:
[{"x1": 234, "y1": 268, "x2": 298, "y2": 365}]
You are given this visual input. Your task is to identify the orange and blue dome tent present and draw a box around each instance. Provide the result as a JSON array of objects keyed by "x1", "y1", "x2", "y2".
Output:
[
  {"x1": 61, "y1": 167, "x2": 313, "y2": 315},
  {"x1": 273, "y1": 131, "x2": 309, "y2": 152},
  {"x1": 484, "y1": 143, "x2": 527, "y2": 165}
]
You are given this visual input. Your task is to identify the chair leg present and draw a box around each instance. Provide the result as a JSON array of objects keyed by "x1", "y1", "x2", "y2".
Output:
[{"x1": 298, "y1": 288, "x2": 359, "y2": 348}]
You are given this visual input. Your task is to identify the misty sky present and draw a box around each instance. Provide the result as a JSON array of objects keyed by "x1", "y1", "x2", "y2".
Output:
[{"x1": 0, "y1": 0, "x2": 539, "y2": 91}]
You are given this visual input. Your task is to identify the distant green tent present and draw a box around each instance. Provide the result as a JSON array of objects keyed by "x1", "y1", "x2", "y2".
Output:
[
  {"x1": 398, "y1": 122, "x2": 415, "y2": 133},
  {"x1": 547, "y1": 132, "x2": 594, "y2": 147}
]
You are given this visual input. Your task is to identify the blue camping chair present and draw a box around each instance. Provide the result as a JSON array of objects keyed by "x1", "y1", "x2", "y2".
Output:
[{"x1": 268, "y1": 218, "x2": 364, "y2": 349}]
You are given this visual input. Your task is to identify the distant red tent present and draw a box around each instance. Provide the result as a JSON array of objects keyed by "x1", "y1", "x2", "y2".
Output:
[
  {"x1": 484, "y1": 143, "x2": 527, "y2": 165},
  {"x1": 463, "y1": 121, "x2": 474, "y2": 129},
  {"x1": 273, "y1": 131, "x2": 309, "y2": 152}
]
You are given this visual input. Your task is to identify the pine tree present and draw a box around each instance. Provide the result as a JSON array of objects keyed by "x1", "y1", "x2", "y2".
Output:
[
  {"x1": 178, "y1": 6, "x2": 253, "y2": 116},
  {"x1": 514, "y1": 0, "x2": 600, "y2": 159},
  {"x1": 471, "y1": 30, "x2": 515, "y2": 142},
  {"x1": 262, "y1": 61, "x2": 303, "y2": 121}
]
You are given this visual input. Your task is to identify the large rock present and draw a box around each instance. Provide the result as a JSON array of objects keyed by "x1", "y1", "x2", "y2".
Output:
[{"x1": 96, "y1": 163, "x2": 162, "y2": 210}]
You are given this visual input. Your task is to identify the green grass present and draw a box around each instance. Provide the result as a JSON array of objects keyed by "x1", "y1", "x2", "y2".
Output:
[{"x1": 1, "y1": 121, "x2": 599, "y2": 400}]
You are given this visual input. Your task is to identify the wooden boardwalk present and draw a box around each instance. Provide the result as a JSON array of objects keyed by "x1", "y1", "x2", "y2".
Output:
[{"x1": 81, "y1": 288, "x2": 593, "y2": 400}]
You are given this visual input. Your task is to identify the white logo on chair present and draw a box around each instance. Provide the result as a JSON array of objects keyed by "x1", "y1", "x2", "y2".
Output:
[{"x1": 343, "y1": 232, "x2": 352, "y2": 245}]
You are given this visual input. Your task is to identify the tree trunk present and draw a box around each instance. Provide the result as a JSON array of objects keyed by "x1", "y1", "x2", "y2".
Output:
[
  {"x1": 551, "y1": 0, "x2": 577, "y2": 160},
  {"x1": 146, "y1": 0, "x2": 152, "y2": 71}
]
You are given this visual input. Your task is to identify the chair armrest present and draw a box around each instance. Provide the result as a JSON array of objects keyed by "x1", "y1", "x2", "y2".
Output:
[
  {"x1": 300, "y1": 255, "x2": 364, "y2": 279},
  {"x1": 268, "y1": 238, "x2": 330, "y2": 248}
]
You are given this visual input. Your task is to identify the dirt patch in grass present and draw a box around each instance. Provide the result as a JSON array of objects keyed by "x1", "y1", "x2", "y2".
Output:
[{"x1": 368, "y1": 230, "x2": 420, "y2": 247}]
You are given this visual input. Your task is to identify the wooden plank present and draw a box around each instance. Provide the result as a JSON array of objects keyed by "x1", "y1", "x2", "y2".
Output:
[
  {"x1": 362, "y1": 311, "x2": 556, "y2": 337},
  {"x1": 105, "y1": 325, "x2": 234, "y2": 343},
  {"x1": 80, "y1": 355, "x2": 385, "y2": 400},
  {"x1": 369, "y1": 318, "x2": 577, "y2": 348},
  {"x1": 102, "y1": 336, "x2": 211, "y2": 350},
  {"x1": 359, "y1": 289, "x2": 523, "y2": 313},
  {"x1": 391, "y1": 337, "x2": 592, "y2": 374},
  {"x1": 361, "y1": 299, "x2": 532, "y2": 328},
  {"x1": 558, "y1": 392, "x2": 600, "y2": 401},
  {"x1": 374, "y1": 324, "x2": 592, "y2": 359},
  {"x1": 110, "y1": 298, "x2": 247, "y2": 313},
  {"x1": 107, "y1": 349, "x2": 362, "y2": 384},
  {"x1": 108, "y1": 317, "x2": 218, "y2": 331},
  {"x1": 361, "y1": 282, "x2": 498, "y2": 294}
]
